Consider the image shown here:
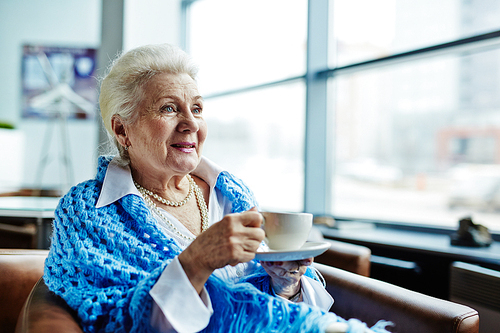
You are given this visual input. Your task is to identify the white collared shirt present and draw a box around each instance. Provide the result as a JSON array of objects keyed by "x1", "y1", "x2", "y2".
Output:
[{"x1": 96, "y1": 156, "x2": 333, "y2": 333}]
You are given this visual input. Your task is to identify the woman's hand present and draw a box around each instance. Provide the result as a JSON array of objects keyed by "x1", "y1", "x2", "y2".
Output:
[
  {"x1": 261, "y1": 258, "x2": 314, "y2": 300},
  {"x1": 178, "y1": 210, "x2": 265, "y2": 293}
]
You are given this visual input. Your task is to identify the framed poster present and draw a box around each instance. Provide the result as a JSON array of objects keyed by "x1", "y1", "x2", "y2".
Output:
[{"x1": 21, "y1": 45, "x2": 97, "y2": 119}]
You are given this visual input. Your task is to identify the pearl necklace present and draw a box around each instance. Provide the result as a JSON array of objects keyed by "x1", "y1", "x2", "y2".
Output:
[
  {"x1": 134, "y1": 175, "x2": 194, "y2": 207},
  {"x1": 135, "y1": 175, "x2": 209, "y2": 242}
]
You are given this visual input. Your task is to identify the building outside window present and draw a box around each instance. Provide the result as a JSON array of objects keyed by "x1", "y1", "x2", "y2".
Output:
[{"x1": 185, "y1": 0, "x2": 500, "y2": 232}]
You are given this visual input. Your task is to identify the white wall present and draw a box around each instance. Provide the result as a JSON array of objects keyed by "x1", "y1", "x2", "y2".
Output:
[{"x1": 0, "y1": 0, "x2": 181, "y2": 192}]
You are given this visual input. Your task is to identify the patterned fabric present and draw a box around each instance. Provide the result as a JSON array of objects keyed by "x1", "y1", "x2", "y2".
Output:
[
  {"x1": 242, "y1": 270, "x2": 392, "y2": 333},
  {"x1": 216, "y1": 171, "x2": 258, "y2": 213},
  {"x1": 44, "y1": 156, "x2": 391, "y2": 333}
]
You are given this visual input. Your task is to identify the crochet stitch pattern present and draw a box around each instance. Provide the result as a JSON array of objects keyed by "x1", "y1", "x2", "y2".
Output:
[
  {"x1": 216, "y1": 171, "x2": 258, "y2": 213},
  {"x1": 44, "y1": 156, "x2": 391, "y2": 333}
]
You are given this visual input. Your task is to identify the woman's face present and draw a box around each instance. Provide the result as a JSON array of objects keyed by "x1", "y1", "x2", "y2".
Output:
[{"x1": 125, "y1": 72, "x2": 207, "y2": 178}]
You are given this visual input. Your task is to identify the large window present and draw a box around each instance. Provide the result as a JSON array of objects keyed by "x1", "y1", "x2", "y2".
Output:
[
  {"x1": 202, "y1": 83, "x2": 306, "y2": 211},
  {"x1": 331, "y1": 0, "x2": 500, "y2": 67},
  {"x1": 330, "y1": 0, "x2": 500, "y2": 231},
  {"x1": 185, "y1": 0, "x2": 500, "y2": 232},
  {"x1": 187, "y1": 0, "x2": 308, "y2": 211},
  {"x1": 188, "y1": 0, "x2": 307, "y2": 96}
]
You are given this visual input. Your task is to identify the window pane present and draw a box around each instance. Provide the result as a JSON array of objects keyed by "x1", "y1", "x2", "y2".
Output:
[
  {"x1": 189, "y1": 0, "x2": 307, "y2": 96},
  {"x1": 330, "y1": 0, "x2": 500, "y2": 67},
  {"x1": 330, "y1": 47, "x2": 500, "y2": 231},
  {"x1": 202, "y1": 82, "x2": 306, "y2": 212}
]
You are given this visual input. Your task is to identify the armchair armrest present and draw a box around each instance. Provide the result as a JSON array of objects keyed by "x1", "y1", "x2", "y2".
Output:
[
  {"x1": 16, "y1": 278, "x2": 83, "y2": 333},
  {"x1": 314, "y1": 263, "x2": 479, "y2": 333}
]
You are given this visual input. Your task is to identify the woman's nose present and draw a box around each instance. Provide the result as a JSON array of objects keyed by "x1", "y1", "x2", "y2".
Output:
[{"x1": 177, "y1": 110, "x2": 199, "y2": 133}]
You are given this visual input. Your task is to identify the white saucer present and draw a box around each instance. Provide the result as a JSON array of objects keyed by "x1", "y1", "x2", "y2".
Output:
[{"x1": 255, "y1": 241, "x2": 330, "y2": 261}]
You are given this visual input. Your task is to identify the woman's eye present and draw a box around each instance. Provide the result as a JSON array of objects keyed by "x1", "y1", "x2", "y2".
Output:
[
  {"x1": 161, "y1": 105, "x2": 175, "y2": 113},
  {"x1": 192, "y1": 107, "x2": 202, "y2": 114}
]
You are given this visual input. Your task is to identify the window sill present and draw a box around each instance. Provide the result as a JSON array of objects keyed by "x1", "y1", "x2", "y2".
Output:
[{"x1": 317, "y1": 222, "x2": 500, "y2": 268}]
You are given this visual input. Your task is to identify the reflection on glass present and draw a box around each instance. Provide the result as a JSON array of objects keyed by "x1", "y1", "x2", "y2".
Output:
[
  {"x1": 189, "y1": 0, "x2": 307, "y2": 96},
  {"x1": 330, "y1": 48, "x2": 500, "y2": 231},
  {"x1": 202, "y1": 82, "x2": 306, "y2": 212},
  {"x1": 330, "y1": 0, "x2": 500, "y2": 67}
]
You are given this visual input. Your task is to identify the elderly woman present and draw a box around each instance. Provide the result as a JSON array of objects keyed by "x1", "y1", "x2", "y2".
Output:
[{"x1": 43, "y1": 44, "x2": 391, "y2": 333}]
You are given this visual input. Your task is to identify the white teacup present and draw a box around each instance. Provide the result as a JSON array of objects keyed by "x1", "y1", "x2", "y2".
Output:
[{"x1": 261, "y1": 211, "x2": 313, "y2": 251}]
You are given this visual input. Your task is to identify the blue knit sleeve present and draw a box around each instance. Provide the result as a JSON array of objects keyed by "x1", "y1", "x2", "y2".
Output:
[{"x1": 215, "y1": 171, "x2": 259, "y2": 213}]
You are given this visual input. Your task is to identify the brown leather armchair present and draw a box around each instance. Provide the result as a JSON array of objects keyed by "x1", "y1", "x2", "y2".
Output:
[
  {"x1": 0, "y1": 249, "x2": 82, "y2": 333},
  {"x1": 2, "y1": 249, "x2": 479, "y2": 333},
  {"x1": 0, "y1": 249, "x2": 49, "y2": 333}
]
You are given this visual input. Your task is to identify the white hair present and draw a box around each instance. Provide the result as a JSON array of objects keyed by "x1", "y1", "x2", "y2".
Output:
[{"x1": 98, "y1": 43, "x2": 198, "y2": 164}]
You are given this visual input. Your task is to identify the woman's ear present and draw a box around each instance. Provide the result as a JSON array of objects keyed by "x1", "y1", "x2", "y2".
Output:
[{"x1": 111, "y1": 115, "x2": 129, "y2": 148}]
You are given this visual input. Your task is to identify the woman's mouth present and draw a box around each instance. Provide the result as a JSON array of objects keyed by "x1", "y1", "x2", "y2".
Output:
[{"x1": 171, "y1": 142, "x2": 196, "y2": 153}]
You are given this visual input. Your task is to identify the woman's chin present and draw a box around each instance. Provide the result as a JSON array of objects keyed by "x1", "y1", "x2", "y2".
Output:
[{"x1": 167, "y1": 156, "x2": 201, "y2": 174}]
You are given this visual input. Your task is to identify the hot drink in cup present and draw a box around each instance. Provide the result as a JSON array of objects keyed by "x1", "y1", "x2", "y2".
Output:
[{"x1": 261, "y1": 212, "x2": 313, "y2": 251}]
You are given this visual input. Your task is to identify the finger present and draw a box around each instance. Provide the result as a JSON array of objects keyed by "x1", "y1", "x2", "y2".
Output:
[
  {"x1": 239, "y1": 224, "x2": 265, "y2": 243},
  {"x1": 263, "y1": 259, "x2": 311, "y2": 267},
  {"x1": 261, "y1": 261, "x2": 284, "y2": 267},
  {"x1": 228, "y1": 251, "x2": 256, "y2": 266},
  {"x1": 298, "y1": 258, "x2": 314, "y2": 266},
  {"x1": 239, "y1": 238, "x2": 263, "y2": 253},
  {"x1": 238, "y1": 211, "x2": 263, "y2": 228}
]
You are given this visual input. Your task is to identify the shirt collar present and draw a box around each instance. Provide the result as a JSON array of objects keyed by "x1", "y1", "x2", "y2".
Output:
[
  {"x1": 192, "y1": 156, "x2": 224, "y2": 188},
  {"x1": 95, "y1": 156, "x2": 224, "y2": 208}
]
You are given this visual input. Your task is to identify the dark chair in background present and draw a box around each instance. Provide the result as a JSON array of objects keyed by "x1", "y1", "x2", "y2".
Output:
[
  {"x1": 0, "y1": 188, "x2": 61, "y2": 250},
  {"x1": 449, "y1": 261, "x2": 500, "y2": 333},
  {"x1": 0, "y1": 224, "x2": 37, "y2": 249}
]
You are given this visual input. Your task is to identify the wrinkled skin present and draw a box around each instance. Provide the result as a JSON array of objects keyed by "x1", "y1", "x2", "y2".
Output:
[
  {"x1": 261, "y1": 258, "x2": 314, "y2": 299},
  {"x1": 179, "y1": 210, "x2": 265, "y2": 293}
]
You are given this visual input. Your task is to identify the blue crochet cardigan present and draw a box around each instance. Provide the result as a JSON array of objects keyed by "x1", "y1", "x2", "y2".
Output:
[{"x1": 44, "y1": 156, "x2": 391, "y2": 333}]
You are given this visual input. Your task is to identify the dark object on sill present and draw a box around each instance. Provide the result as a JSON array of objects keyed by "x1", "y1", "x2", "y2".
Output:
[{"x1": 450, "y1": 216, "x2": 492, "y2": 247}]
